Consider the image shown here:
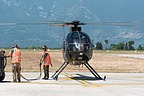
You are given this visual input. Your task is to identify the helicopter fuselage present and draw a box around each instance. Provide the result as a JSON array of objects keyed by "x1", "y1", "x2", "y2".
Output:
[{"x1": 63, "y1": 31, "x2": 93, "y2": 65}]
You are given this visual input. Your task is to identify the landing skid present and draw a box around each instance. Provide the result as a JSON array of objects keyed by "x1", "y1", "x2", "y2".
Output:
[
  {"x1": 51, "y1": 62, "x2": 69, "y2": 80},
  {"x1": 51, "y1": 62, "x2": 106, "y2": 81},
  {"x1": 83, "y1": 62, "x2": 106, "y2": 80}
]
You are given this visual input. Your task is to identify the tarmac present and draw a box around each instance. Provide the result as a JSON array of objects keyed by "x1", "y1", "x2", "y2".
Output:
[{"x1": 0, "y1": 72, "x2": 144, "y2": 96}]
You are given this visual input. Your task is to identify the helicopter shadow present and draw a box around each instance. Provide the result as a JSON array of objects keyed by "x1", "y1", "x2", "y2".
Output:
[{"x1": 70, "y1": 74, "x2": 101, "y2": 81}]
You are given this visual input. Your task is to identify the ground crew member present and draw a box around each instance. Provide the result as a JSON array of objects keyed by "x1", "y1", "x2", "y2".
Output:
[
  {"x1": 40, "y1": 45, "x2": 52, "y2": 80},
  {"x1": 8, "y1": 44, "x2": 21, "y2": 82}
]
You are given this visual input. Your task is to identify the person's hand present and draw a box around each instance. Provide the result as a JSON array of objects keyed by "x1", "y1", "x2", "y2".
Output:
[
  {"x1": 39, "y1": 62, "x2": 42, "y2": 66},
  {"x1": 51, "y1": 64, "x2": 53, "y2": 67}
]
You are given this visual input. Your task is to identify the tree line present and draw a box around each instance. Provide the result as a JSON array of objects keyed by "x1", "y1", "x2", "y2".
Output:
[
  {"x1": 1, "y1": 40, "x2": 143, "y2": 51},
  {"x1": 95, "y1": 40, "x2": 144, "y2": 50}
]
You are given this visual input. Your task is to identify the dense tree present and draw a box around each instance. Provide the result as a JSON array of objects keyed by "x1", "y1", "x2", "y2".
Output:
[
  {"x1": 104, "y1": 39, "x2": 108, "y2": 50},
  {"x1": 110, "y1": 44, "x2": 117, "y2": 50},
  {"x1": 26, "y1": 46, "x2": 37, "y2": 49},
  {"x1": 124, "y1": 42, "x2": 128, "y2": 50},
  {"x1": 95, "y1": 42, "x2": 103, "y2": 50},
  {"x1": 118, "y1": 42, "x2": 125, "y2": 50},
  {"x1": 110, "y1": 42, "x2": 124, "y2": 50},
  {"x1": 128, "y1": 41, "x2": 135, "y2": 50},
  {"x1": 137, "y1": 45, "x2": 143, "y2": 50}
]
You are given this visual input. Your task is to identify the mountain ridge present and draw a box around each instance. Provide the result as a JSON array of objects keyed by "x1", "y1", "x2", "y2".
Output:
[{"x1": 0, "y1": 0, "x2": 144, "y2": 48}]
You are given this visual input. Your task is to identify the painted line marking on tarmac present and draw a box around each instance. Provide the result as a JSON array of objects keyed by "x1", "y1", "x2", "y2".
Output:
[
  {"x1": 20, "y1": 81, "x2": 79, "y2": 86},
  {"x1": 61, "y1": 72, "x2": 97, "y2": 87},
  {"x1": 61, "y1": 72, "x2": 144, "y2": 87}
]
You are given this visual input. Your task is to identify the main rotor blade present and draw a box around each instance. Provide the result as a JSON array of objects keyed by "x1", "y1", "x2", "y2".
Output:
[
  {"x1": 49, "y1": 23, "x2": 67, "y2": 26},
  {"x1": 0, "y1": 20, "x2": 65, "y2": 26},
  {"x1": 0, "y1": 22, "x2": 52, "y2": 26},
  {"x1": 86, "y1": 21, "x2": 138, "y2": 26},
  {"x1": 0, "y1": 21, "x2": 139, "y2": 27}
]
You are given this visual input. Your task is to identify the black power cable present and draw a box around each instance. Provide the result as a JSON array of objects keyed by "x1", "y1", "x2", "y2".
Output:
[{"x1": 20, "y1": 63, "x2": 42, "y2": 81}]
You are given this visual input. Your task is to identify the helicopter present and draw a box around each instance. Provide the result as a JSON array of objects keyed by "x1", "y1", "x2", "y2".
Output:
[
  {"x1": 49, "y1": 20, "x2": 137, "y2": 80},
  {"x1": 50, "y1": 20, "x2": 104, "y2": 80}
]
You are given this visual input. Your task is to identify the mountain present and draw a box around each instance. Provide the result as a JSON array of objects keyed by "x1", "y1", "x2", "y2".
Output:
[{"x1": 0, "y1": 0, "x2": 144, "y2": 48}]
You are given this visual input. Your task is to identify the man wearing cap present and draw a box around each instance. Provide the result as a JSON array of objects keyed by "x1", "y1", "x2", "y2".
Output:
[
  {"x1": 8, "y1": 44, "x2": 21, "y2": 82},
  {"x1": 40, "y1": 45, "x2": 52, "y2": 80}
]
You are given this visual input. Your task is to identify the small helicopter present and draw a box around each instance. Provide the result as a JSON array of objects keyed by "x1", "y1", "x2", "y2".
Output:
[
  {"x1": 50, "y1": 20, "x2": 104, "y2": 80},
  {"x1": 49, "y1": 20, "x2": 136, "y2": 80}
]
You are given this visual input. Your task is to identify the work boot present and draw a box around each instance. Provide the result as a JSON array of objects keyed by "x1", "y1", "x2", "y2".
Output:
[
  {"x1": 18, "y1": 79, "x2": 21, "y2": 82},
  {"x1": 45, "y1": 71, "x2": 49, "y2": 80},
  {"x1": 18, "y1": 76, "x2": 21, "y2": 82},
  {"x1": 42, "y1": 73, "x2": 46, "y2": 79},
  {"x1": 44, "y1": 77, "x2": 48, "y2": 80},
  {"x1": 42, "y1": 76, "x2": 46, "y2": 79},
  {"x1": 42, "y1": 77, "x2": 46, "y2": 79}
]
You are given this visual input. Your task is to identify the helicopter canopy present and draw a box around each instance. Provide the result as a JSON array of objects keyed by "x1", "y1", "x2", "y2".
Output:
[{"x1": 66, "y1": 32, "x2": 92, "y2": 51}]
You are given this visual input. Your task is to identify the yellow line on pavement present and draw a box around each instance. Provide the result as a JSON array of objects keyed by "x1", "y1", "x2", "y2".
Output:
[{"x1": 61, "y1": 72, "x2": 98, "y2": 87}]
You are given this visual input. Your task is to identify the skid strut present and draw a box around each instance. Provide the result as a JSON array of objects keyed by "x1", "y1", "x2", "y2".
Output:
[
  {"x1": 83, "y1": 62, "x2": 106, "y2": 80},
  {"x1": 52, "y1": 61, "x2": 106, "y2": 80},
  {"x1": 51, "y1": 62, "x2": 69, "y2": 80}
]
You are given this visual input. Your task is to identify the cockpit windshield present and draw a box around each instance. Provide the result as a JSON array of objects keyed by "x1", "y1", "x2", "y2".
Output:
[
  {"x1": 67, "y1": 32, "x2": 90, "y2": 43},
  {"x1": 66, "y1": 32, "x2": 92, "y2": 51}
]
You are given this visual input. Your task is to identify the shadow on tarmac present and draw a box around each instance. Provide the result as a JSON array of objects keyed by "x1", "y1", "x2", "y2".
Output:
[
  {"x1": 70, "y1": 74, "x2": 99, "y2": 81},
  {"x1": 0, "y1": 81, "x2": 11, "y2": 83}
]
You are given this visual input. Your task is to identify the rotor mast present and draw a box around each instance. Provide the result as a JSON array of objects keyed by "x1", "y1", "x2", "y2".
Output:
[{"x1": 70, "y1": 20, "x2": 85, "y2": 32}]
